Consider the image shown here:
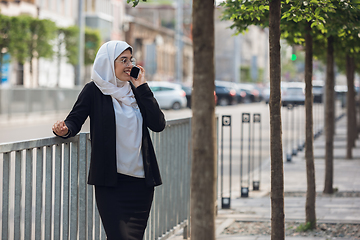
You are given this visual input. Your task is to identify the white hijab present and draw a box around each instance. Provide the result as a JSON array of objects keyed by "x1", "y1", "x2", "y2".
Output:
[
  {"x1": 91, "y1": 41, "x2": 136, "y2": 106},
  {"x1": 91, "y1": 41, "x2": 144, "y2": 178}
]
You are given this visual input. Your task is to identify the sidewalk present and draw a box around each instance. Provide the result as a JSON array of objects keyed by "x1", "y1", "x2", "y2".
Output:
[{"x1": 171, "y1": 115, "x2": 360, "y2": 240}]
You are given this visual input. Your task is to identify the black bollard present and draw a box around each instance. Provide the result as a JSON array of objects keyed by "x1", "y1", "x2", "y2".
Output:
[{"x1": 221, "y1": 115, "x2": 232, "y2": 209}]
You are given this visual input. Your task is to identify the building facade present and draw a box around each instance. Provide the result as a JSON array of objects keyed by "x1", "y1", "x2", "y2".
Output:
[
  {"x1": 214, "y1": 6, "x2": 269, "y2": 84},
  {"x1": 125, "y1": 3, "x2": 193, "y2": 84},
  {"x1": 0, "y1": 0, "x2": 127, "y2": 88},
  {"x1": 1, "y1": 0, "x2": 193, "y2": 87}
]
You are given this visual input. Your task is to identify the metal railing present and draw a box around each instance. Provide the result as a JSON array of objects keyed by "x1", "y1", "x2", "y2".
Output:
[{"x1": 0, "y1": 118, "x2": 192, "y2": 240}]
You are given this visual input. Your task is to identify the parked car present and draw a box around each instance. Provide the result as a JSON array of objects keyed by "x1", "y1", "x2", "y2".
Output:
[
  {"x1": 215, "y1": 85, "x2": 237, "y2": 106},
  {"x1": 312, "y1": 80, "x2": 324, "y2": 103},
  {"x1": 281, "y1": 82, "x2": 305, "y2": 106},
  {"x1": 181, "y1": 85, "x2": 217, "y2": 108},
  {"x1": 147, "y1": 81, "x2": 187, "y2": 110},
  {"x1": 236, "y1": 83, "x2": 261, "y2": 103},
  {"x1": 262, "y1": 87, "x2": 270, "y2": 104},
  {"x1": 215, "y1": 80, "x2": 246, "y2": 104},
  {"x1": 335, "y1": 85, "x2": 347, "y2": 99},
  {"x1": 181, "y1": 85, "x2": 192, "y2": 108}
]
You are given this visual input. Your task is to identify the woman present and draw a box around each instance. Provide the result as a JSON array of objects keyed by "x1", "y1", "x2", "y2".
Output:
[{"x1": 52, "y1": 40, "x2": 166, "y2": 240}]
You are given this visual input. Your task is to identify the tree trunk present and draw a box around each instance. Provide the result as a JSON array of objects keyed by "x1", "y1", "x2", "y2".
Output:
[
  {"x1": 304, "y1": 22, "x2": 316, "y2": 228},
  {"x1": 346, "y1": 55, "x2": 356, "y2": 159},
  {"x1": 269, "y1": 1, "x2": 284, "y2": 239},
  {"x1": 358, "y1": 74, "x2": 360, "y2": 135},
  {"x1": 29, "y1": 56, "x2": 33, "y2": 87},
  {"x1": 324, "y1": 36, "x2": 335, "y2": 194},
  {"x1": 57, "y1": 40, "x2": 61, "y2": 87},
  {"x1": 190, "y1": 1, "x2": 216, "y2": 240}
]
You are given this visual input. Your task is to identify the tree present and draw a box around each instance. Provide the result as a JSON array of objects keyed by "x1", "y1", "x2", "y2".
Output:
[
  {"x1": 334, "y1": 40, "x2": 360, "y2": 159},
  {"x1": 8, "y1": 16, "x2": 31, "y2": 64},
  {"x1": 304, "y1": 22, "x2": 316, "y2": 228},
  {"x1": 345, "y1": 54, "x2": 356, "y2": 157},
  {"x1": 190, "y1": 1, "x2": 216, "y2": 239},
  {"x1": 221, "y1": 0, "x2": 285, "y2": 238},
  {"x1": 57, "y1": 26, "x2": 79, "y2": 86},
  {"x1": 84, "y1": 28, "x2": 101, "y2": 66},
  {"x1": 323, "y1": 35, "x2": 335, "y2": 194},
  {"x1": 319, "y1": 0, "x2": 360, "y2": 193},
  {"x1": 27, "y1": 17, "x2": 57, "y2": 86},
  {"x1": 57, "y1": 26, "x2": 100, "y2": 86},
  {"x1": 7, "y1": 15, "x2": 31, "y2": 85},
  {"x1": 128, "y1": 1, "x2": 217, "y2": 239},
  {"x1": 283, "y1": 0, "x2": 342, "y2": 227},
  {"x1": 331, "y1": 6, "x2": 360, "y2": 159},
  {"x1": 268, "y1": 1, "x2": 284, "y2": 238}
]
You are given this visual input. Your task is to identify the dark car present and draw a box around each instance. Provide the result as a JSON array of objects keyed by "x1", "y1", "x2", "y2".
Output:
[
  {"x1": 181, "y1": 85, "x2": 192, "y2": 108},
  {"x1": 182, "y1": 85, "x2": 217, "y2": 108},
  {"x1": 312, "y1": 80, "x2": 324, "y2": 103},
  {"x1": 215, "y1": 80, "x2": 246, "y2": 104},
  {"x1": 236, "y1": 83, "x2": 261, "y2": 103},
  {"x1": 215, "y1": 85, "x2": 237, "y2": 106}
]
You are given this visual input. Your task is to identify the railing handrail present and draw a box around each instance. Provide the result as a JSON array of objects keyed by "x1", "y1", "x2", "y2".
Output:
[
  {"x1": 0, "y1": 135, "x2": 79, "y2": 153},
  {"x1": 0, "y1": 118, "x2": 192, "y2": 153}
]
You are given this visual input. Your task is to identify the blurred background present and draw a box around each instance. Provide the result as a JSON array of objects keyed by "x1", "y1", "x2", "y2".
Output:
[{"x1": 0, "y1": 0, "x2": 356, "y2": 119}]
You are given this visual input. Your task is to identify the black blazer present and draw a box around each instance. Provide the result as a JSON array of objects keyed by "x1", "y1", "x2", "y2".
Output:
[{"x1": 61, "y1": 81, "x2": 166, "y2": 187}]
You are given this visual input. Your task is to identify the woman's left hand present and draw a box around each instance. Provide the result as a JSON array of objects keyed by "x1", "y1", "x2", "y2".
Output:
[{"x1": 130, "y1": 65, "x2": 146, "y2": 88}]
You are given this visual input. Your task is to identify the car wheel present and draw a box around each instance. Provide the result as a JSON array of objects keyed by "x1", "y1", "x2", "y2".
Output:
[
  {"x1": 218, "y1": 98, "x2": 229, "y2": 106},
  {"x1": 172, "y1": 102, "x2": 181, "y2": 110}
]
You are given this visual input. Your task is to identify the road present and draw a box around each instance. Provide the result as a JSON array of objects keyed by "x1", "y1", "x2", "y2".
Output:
[{"x1": 0, "y1": 101, "x2": 337, "y2": 199}]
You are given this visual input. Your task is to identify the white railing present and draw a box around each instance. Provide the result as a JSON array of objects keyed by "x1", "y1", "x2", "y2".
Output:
[{"x1": 0, "y1": 118, "x2": 192, "y2": 240}]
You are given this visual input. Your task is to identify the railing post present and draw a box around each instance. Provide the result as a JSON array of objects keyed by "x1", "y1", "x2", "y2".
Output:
[
  {"x1": 54, "y1": 144, "x2": 62, "y2": 240},
  {"x1": 2, "y1": 152, "x2": 10, "y2": 240},
  {"x1": 86, "y1": 136, "x2": 94, "y2": 240},
  {"x1": 78, "y1": 133, "x2": 87, "y2": 239},
  {"x1": 25, "y1": 148, "x2": 33, "y2": 239},
  {"x1": 35, "y1": 147, "x2": 44, "y2": 240},
  {"x1": 70, "y1": 140, "x2": 79, "y2": 240},
  {"x1": 45, "y1": 146, "x2": 53, "y2": 239},
  {"x1": 14, "y1": 151, "x2": 22, "y2": 240}
]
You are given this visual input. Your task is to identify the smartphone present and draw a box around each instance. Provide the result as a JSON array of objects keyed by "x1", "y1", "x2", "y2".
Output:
[{"x1": 130, "y1": 66, "x2": 140, "y2": 79}]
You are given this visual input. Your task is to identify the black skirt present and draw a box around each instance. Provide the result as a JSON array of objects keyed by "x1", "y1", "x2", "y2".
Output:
[{"x1": 95, "y1": 173, "x2": 154, "y2": 240}]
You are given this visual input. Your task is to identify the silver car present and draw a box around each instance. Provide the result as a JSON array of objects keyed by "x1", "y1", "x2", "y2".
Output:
[
  {"x1": 147, "y1": 81, "x2": 187, "y2": 110},
  {"x1": 281, "y1": 82, "x2": 305, "y2": 106}
]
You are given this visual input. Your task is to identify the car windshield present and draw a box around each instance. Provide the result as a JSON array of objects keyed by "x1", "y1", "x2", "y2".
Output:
[
  {"x1": 285, "y1": 88, "x2": 303, "y2": 95},
  {"x1": 149, "y1": 86, "x2": 174, "y2": 92}
]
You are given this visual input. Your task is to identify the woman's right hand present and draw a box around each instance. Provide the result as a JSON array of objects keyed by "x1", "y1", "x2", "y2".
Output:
[{"x1": 52, "y1": 120, "x2": 69, "y2": 136}]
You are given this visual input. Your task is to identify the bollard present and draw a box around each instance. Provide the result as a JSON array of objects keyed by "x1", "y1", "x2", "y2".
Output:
[
  {"x1": 298, "y1": 105, "x2": 303, "y2": 151},
  {"x1": 220, "y1": 115, "x2": 232, "y2": 209},
  {"x1": 252, "y1": 113, "x2": 261, "y2": 191},
  {"x1": 253, "y1": 181, "x2": 260, "y2": 191},
  {"x1": 291, "y1": 105, "x2": 297, "y2": 156},
  {"x1": 286, "y1": 106, "x2": 292, "y2": 162},
  {"x1": 240, "y1": 113, "x2": 250, "y2": 197}
]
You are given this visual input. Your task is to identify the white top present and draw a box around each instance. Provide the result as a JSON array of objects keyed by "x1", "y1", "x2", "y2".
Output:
[
  {"x1": 91, "y1": 40, "x2": 145, "y2": 178},
  {"x1": 112, "y1": 80, "x2": 144, "y2": 178}
]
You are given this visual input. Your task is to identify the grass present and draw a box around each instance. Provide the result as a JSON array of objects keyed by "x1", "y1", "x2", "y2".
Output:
[{"x1": 296, "y1": 222, "x2": 316, "y2": 232}]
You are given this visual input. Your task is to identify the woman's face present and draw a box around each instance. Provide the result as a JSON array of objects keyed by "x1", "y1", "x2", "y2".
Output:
[{"x1": 114, "y1": 49, "x2": 133, "y2": 82}]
